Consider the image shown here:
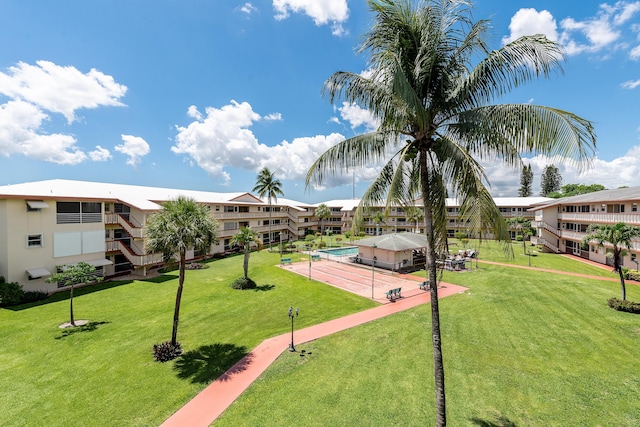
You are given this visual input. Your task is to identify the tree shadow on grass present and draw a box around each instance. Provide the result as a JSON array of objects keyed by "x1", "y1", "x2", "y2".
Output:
[
  {"x1": 255, "y1": 284, "x2": 276, "y2": 292},
  {"x1": 55, "y1": 321, "x2": 110, "y2": 340},
  {"x1": 173, "y1": 343, "x2": 250, "y2": 384},
  {"x1": 141, "y1": 274, "x2": 178, "y2": 284},
  {"x1": 470, "y1": 413, "x2": 518, "y2": 427}
]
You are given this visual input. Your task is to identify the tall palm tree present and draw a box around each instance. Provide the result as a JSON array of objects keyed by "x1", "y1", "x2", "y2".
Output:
[
  {"x1": 582, "y1": 223, "x2": 640, "y2": 301},
  {"x1": 253, "y1": 168, "x2": 284, "y2": 251},
  {"x1": 144, "y1": 196, "x2": 218, "y2": 349},
  {"x1": 306, "y1": 1, "x2": 596, "y2": 425},
  {"x1": 231, "y1": 227, "x2": 262, "y2": 279},
  {"x1": 315, "y1": 203, "x2": 331, "y2": 240}
]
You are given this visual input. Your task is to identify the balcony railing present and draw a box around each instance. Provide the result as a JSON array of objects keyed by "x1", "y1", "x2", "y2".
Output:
[
  {"x1": 104, "y1": 214, "x2": 144, "y2": 239},
  {"x1": 106, "y1": 240, "x2": 163, "y2": 266},
  {"x1": 558, "y1": 212, "x2": 640, "y2": 225}
]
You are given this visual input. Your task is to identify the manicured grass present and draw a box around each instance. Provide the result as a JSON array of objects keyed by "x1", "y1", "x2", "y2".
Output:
[
  {"x1": 216, "y1": 258, "x2": 640, "y2": 426},
  {"x1": 0, "y1": 251, "x2": 376, "y2": 426}
]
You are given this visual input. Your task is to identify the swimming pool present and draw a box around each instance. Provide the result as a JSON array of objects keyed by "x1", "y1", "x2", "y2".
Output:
[{"x1": 317, "y1": 246, "x2": 359, "y2": 256}]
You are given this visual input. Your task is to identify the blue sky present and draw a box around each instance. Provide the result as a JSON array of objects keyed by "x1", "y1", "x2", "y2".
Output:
[{"x1": 1, "y1": 0, "x2": 639, "y2": 202}]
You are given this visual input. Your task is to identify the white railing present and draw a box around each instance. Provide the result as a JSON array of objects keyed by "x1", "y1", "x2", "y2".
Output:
[
  {"x1": 104, "y1": 214, "x2": 144, "y2": 239},
  {"x1": 106, "y1": 240, "x2": 163, "y2": 266},
  {"x1": 558, "y1": 212, "x2": 640, "y2": 225}
]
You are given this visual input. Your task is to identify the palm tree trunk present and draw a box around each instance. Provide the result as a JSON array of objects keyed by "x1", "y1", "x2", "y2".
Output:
[
  {"x1": 244, "y1": 248, "x2": 250, "y2": 279},
  {"x1": 69, "y1": 284, "x2": 75, "y2": 327},
  {"x1": 268, "y1": 198, "x2": 273, "y2": 252},
  {"x1": 615, "y1": 253, "x2": 626, "y2": 300},
  {"x1": 420, "y1": 149, "x2": 446, "y2": 427},
  {"x1": 171, "y1": 251, "x2": 186, "y2": 346}
]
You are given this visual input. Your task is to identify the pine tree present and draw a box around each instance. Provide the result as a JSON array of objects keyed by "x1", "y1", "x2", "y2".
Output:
[
  {"x1": 518, "y1": 164, "x2": 533, "y2": 197},
  {"x1": 541, "y1": 165, "x2": 562, "y2": 196}
]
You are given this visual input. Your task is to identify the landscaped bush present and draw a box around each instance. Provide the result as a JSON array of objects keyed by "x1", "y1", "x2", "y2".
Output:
[
  {"x1": 230, "y1": 277, "x2": 257, "y2": 290},
  {"x1": 344, "y1": 231, "x2": 352, "y2": 239},
  {"x1": 515, "y1": 234, "x2": 524, "y2": 241},
  {"x1": 0, "y1": 279, "x2": 48, "y2": 307},
  {"x1": 152, "y1": 341, "x2": 183, "y2": 362},
  {"x1": 317, "y1": 241, "x2": 327, "y2": 249},
  {"x1": 625, "y1": 270, "x2": 640, "y2": 282},
  {"x1": 0, "y1": 280, "x2": 23, "y2": 307},
  {"x1": 21, "y1": 291, "x2": 49, "y2": 304},
  {"x1": 608, "y1": 298, "x2": 640, "y2": 314},
  {"x1": 185, "y1": 263, "x2": 208, "y2": 270}
]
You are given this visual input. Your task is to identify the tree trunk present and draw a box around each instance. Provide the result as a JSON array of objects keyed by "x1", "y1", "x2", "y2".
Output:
[
  {"x1": 615, "y1": 253, "x2": 626, "y2": 301},
  {"x1": 420, "y1": 148, "x2": 446, "y2": 427},
  {"x1": 268, "y1": 198, "x2": 273, "y2": 252},
  {"x1": 171, "y1": 250, "x2": 186, "y2": 346},
  {"x1": 243, "y1": 248, "x2": 250, "y2": 279},
  {"x1": 69, "y1": 284, "x2": 75, "y2": 327}
]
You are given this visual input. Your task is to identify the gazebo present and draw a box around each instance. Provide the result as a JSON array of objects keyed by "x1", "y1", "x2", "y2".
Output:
[{"x1": 351, "y1": 232, "x2": 427, "y2": 272}]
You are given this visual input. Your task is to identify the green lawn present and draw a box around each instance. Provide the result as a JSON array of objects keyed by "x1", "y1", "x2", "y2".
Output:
[
  {"x1": 0, "y1": 250, "x2": 376, "y2": 426},
  {"x1": 216, "y1": 254, "x2": 640, "y2": 426}
]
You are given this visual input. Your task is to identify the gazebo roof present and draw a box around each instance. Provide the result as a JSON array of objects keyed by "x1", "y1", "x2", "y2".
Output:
[{"x1": 354, "y1": 232, "x2": 427, "y2": 252}]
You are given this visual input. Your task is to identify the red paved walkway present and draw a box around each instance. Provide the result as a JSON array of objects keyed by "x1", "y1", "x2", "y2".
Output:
[{"x1": 161, "y1": 261, "x2": 466, "y2": 427}]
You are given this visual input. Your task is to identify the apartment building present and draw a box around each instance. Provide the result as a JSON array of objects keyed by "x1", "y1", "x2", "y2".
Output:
[
  {"x1": 0, "y1": 179, "x2": 556, "y2": 292},
  {"x1": 530, "y1": 186, "x2": 640, "y2": 268},
  {"x1": 0, "y1": 179, "x2": 303, "y2": 292}
]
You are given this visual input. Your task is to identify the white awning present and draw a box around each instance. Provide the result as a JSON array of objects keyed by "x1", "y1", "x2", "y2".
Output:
[
  {"x1": 86, "y1": 259, "x2": 113, "y2": 267},
  {"x1": 26, "y1": 267, "x2": 52, "y2": 279},
  {"x1": 26, "y1": 200, "x2": 49, "y2": 209}
]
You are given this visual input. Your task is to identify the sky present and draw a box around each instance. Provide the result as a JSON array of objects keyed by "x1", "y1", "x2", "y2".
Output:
[{"x1": 0, "y1": 0, "x2": 639, "y2": 203}]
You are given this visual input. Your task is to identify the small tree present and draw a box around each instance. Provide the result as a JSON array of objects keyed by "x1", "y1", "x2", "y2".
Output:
[
  {"x1": 507, "y1": 216, "x2": 534, "y2": 254},
  {"x1": 541, "y1": 165, "x2": 562, "y2": 196},
  {"x1": 405, "y1": 207, "x2": 424, "y2": 233},
  {"x1": 46, "y1": 262, "x2": 102, "y2": 327},
  {"x1": 253, "y1": 168, "x2": 284, "y2": 252},
  {"x1": 583, "y1": 223, "x2": 640, "y2": 301},
  {"x1": 518, "y1": 164, "x2": 533, "y2": 197},
  {"x1": 230, "y1": 227, "x2": 262, "y2": 280},
  {"x1": 371, "y1": 210, "x2": 387, "y2": 235}
]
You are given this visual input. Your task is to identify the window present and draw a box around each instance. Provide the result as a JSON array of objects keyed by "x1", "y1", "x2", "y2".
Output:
[
  {"x1": 56, "y1": 202, "x2": 102, "y2": 224},
  {"x1": 224, "y1": 222, "x2": 237, "y2": 231},
  {"x1": 224, "y1": 206, "x2": 236, "y2": 213},
  {"x1": 27, "y1": 234, "x2": 43, "y2": 248},
  {"x1": 633, "y1": 203, "x2": 638, "y2": 212},
  {"x1": 238, "y1": 206, "x2": 249, "y2": 213}
]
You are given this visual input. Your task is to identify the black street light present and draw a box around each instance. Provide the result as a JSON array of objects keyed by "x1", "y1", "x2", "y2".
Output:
[
  {"x1": 279, "y1": 232, "x2": 283, "y2": 259},
  {"x1": 288, "y1": 306, "x2": 299, "y2": 352}
]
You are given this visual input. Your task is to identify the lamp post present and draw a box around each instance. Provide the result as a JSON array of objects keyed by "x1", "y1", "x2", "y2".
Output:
[
  {"x1": 288, "y1": 306, "x2": 299, "y2": 352},
  {"x1": 279, "y1": 232, "x2": 283, "y2": 259},
  {"x1": 371, "y1": 244, "x2": 377, "y2": 299}
]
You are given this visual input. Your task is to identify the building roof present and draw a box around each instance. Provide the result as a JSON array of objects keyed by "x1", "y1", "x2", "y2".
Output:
[
  {"x1": 531, "y1": 186, "x2": 640, "y2": 210},
  {"x1": 353, "y1": 232, "x2": 427, "y2": 251},
  {"x1": 0, "y1": 179, "x2": 256, "y2": 211}
]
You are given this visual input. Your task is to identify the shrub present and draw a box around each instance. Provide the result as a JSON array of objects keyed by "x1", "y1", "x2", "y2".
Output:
[
  {"x1": 608, "y1": 298, "x2": 640, "y2": 314},
  {"x1": 153, "y1": 341, "x2": 183, "y2": 362},
  {"x1": 0, "y1": 281, "x2": 24, "y2": 307},
  {"x1": 230, "y1": 277, "x2": 257, "y2": 290},
  {"x1": 344, "y1": 231, "x2": 352, "y2": 239},
  {"x1": 454, "y1": 231, "x2": 467, "y2": 241},
  {"x1": 305, "y1": 234, "x2": 316, "y2": 242},
  {"x1": 515, "y1": 234, "x2": 523, "y2": 241},
  {"x1": 317, "y1": 241, "x2": 327, "y2": 249},
  {"x1": 21, "y1": 291, "x2": 49, "y2": 304},
  {"x1": 625, "y1": 270, "x2": 640, "y2": 282},
  {"x1": 358, "y1": 232, "x2": 366, "y2": 237}
]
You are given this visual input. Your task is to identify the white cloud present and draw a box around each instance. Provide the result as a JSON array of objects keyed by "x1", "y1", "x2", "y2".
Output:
[
  {"x1": 630, "y1": 44, "x2": 640, "y2": 59},
  {"x1": 337, "y1": 102, "x2": 379, "y2": 131},
  {"x1": 0, "y1": 60, "x2": 127, "y2": 123},
  {"x1": 622, "y1": 79, "x2": 640, "y2": 89},
  {"x1": 482, "y1": 147, "x2": 640, "y2": 196},
  {"x1": 504, "y1": 3, "x2": 640, "y2": 58},
  {"x1": 0, "y1": 100, "x2": 86, "y2": 164},
  {"x1": 240, "y1": 3, "x2": 258, "y2": 15},
  {"x1": 115, "y1": 134, "x2": 150, "y2": 166},
  {"x1": 273, "y1": 0, "x2": 349, "y2": 35},
  {"x1": 0, "y1": 60, "x2": 126, "y2": 165},
  {"x1": 172, "y1": 100, "x2": 361, "y2": 187},
  {"x1": 502, "y1": 8, "x2": 558, "y2": 45},
  {"x1": 263, "y1": 112, "x2": 283, "y2": 121},
  {"x1": 89, "y1": 146, "x2": 112, "y2": 161}
]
